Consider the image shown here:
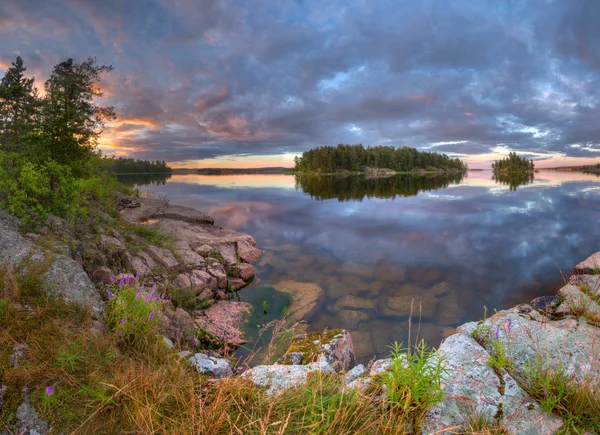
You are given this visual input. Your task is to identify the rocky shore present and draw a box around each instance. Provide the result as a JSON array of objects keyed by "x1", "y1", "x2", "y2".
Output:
[{"x1": 1, "y1": 194, "x2": 599, "y2": 434}]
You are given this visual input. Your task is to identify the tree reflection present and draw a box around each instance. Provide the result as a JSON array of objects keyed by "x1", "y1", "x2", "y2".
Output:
[
  {"x1": 295, "y1": 173, "x2": 465, "y2": 201},
  {"x1": 117, "y1": 173, "x2": 172, "y2": 186},
  {"x1": 492, "y1": 172, "x2": 534, "y2": 191}
]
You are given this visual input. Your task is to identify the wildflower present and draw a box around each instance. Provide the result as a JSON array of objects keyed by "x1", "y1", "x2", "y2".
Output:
[
  {"x1": 117, "y1": 331, "x2": 123, "y2": 337},
  {"x1": 152, "y1": 283, "x2": 157, "y2": 292},
  {"x1": 135, "y1": 287, "x2": 143, "y2": 299},
  {"x1": 144, "y1": 292, "x2": 152, "y2": 303},
  {"x1": 148, "y1": 311, "x2": 155, "y2": 322},
  {"x1": 107, "y1": 289, "x2": 114, "y2": 299},
  {"x1": 119, "y1": 277, "x2": 124, "y2": 287},
  {"x1": 110, "y1": 273, "x2": 115, "y2": 283},
  {"x1": 119, "y1": 319, "x2": 127, "y2": 326},
  {"x1": 495, "y1": 327, "x2": 500, "y2": 339},
  {"x1": 125, "y1": 273, "x2": 130, "y2": 284},
  {"x1": 45, "y1": 385, "x2": 55, "y2": 396},
  {"x1": 135, "y1": 271, "x2": 140, "y2": 281}
]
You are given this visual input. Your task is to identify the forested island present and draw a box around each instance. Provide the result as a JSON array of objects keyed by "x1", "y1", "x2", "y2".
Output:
[
  {"x1": 582, "y1": 163, "x2": 600, "y2": 175},
  {"x1": 491, "y1": 152, "x2": 535, "y2": 174},
  {"x1": 293, "y1": 144, "x2": 467, "y2": 174},
  {"x1": 98, "y1": 156, "x2": 172, "y2": 174}
]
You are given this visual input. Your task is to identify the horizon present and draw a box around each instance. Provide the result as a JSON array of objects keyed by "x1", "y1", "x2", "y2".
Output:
[{"x1": 3, "y1": 0, "x2": 600, "y2": 169}]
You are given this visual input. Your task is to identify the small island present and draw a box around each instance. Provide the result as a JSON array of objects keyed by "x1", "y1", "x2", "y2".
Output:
[
  {"x1": 491, "y1": 152, "x2": 535, "y2": 174},
  {"x1": 293, "y1": 144, "x2": 467, "y2": 175}
]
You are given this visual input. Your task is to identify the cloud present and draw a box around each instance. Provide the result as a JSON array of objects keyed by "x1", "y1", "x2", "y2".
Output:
[{"x1": 2, "y1": 0, "x2": 600, "y2": 166}]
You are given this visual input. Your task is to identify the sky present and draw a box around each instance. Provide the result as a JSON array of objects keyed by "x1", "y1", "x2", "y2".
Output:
[{"x1": 2, "y1": 0, "x2": 600, "y2": 169}]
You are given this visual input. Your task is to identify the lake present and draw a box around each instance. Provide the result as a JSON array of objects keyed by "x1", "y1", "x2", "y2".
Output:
[{"x1": 130, "y1": 170, "x2": 600, "y2": 363}]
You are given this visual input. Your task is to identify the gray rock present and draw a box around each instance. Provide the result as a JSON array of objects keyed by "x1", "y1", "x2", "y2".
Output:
[
  {"x1": 44, "y1": 255, "x2": 104, "y2": 319},
  {"x1": 162, "y1": 336, "x2": 174, "y2": 349},
  {"x1": 189, "y1": 353, "x2": 233, "y2": 378},
  {"x1": 9, "y1": 343, "x2": 28, "y2": 368},
  {"x1": 345, "y1": 364, "x2": 366, "y2": 383},
  {"x1": 281, "y1": 330, "x2": 356, "y2": 373},
  {"x1": 422, "y1": 333, "x2": 562, "y2": 435},
  {"x1": 456, "y1": 321, "x2": 478, "y2": 336},
  {"x1": 369, "y1": 358, "x2": 392, "y2": 376},
  {"x1": 0, "y1": 224, "x2": 36, "y2": 270},
  {"x1": 242, "y1": 360, "x2": 335, "y2": 396},
  {"x1": 0, "y1": 210, "x2": 21, "y2": 231},
  {"x1": 277, "y1": 352, "x2": 304, "y2": 365},
  {"x1": 15, "y1": 391, "x2": 50, "y2": 435}
]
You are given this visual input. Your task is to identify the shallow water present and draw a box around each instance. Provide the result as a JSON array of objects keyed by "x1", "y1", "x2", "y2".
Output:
[{"x1": 130, "y1": 170, "x2": 600, "y2": 363}]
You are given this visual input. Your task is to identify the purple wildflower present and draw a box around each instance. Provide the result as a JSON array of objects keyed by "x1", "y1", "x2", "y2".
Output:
[
  {"x1": 45, "y1": 385, "x2": 55, "y2": 396},
  {"x1": 135, "y1": 287, "x2": 143, "y2": 299},
  {"x1": 117, "y1": 331, "x2": 123, "y2": 337},
  {"x1": 107, "y1": 289, "x2": 114, "y2": 299},
  {"x1": 148, "y1": 311, "x2": 155, "y2": 322},
  {"x1": 135, "y1": 271, "x2": 140, "y2": 280},
  {"x1": 119, "y1": 277, "x2": 124, "y2": 287},
  {"x1": 144, "y1": 292, "x2": 151, "y2": 303},
  {"x1": 495, "y1": 327, "x2": 500, "y2": 339},
  {"x1": 110, "y1": 273, "x2": 115, "y2": 283},
  {"x1": 119, "y1": 319, "x2": 127, "y2": 326},
  {"x1": 152, "y1": 283, "x2": 157, "y2": 292}
]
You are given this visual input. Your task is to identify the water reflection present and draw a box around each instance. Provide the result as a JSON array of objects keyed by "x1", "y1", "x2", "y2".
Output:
[
  {"x1": 117, "y1": 173, "x2": 172, "y2": 186},
  {"x1": 492, "y1": 172, "x2": 534, "y2": 191},
  {"x1": 295, "y1": 173, "x2": 465, "y2": 201},
  {"x1": 137, "y1": 172, "x2": 600, "y2": 363}
]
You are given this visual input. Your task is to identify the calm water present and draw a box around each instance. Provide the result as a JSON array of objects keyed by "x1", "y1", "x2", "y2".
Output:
[{"x1": 131, "y1": 171, "x2": 600, "y2": 362}]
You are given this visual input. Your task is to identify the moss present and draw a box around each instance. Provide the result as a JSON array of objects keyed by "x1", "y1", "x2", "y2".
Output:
[{"x1": 283, "y1": 329, "x2": 343, "y2": 364}]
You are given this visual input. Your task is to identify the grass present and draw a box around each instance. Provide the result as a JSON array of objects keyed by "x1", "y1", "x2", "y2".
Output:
[
  {"x1": 457, "y1": 413, "x2": 509, "y2": 435},
  {"x1": 520, "y1": 357, "x2": 600, "y2": 434}
]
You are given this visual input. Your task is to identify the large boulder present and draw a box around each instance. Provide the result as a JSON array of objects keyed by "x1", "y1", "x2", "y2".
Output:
[
  {"x1": 0, "y1": 216, "x2": 37, "y2": 269},
  {"x1": 119, "y1": 197, "x2": 214, "y2": 225},
  {"x1": 573, "y1": 251, "x2": 600, "y2": 274},
  {"x1": 44, "y1": 255, "x2": 104, "y2": 319},
  {"x1": 422, "y1": 333, "x2": 562, "y2": 435}
]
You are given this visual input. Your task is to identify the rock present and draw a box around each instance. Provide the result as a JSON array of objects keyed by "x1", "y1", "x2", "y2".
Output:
[
  {"x1": 125, "y1": 251, "x2": 156, "y2": 276},
  {"x1": 434, "y1": 290, "x2": 463, "y2": 325},
  {"x1": 277, "y1": 352, "x2": 304, "y2": 365},
  {"x1": 23, "y1": 232, "x2": 40, "y2": 242},
  {"x1": 188, "y1": 353, "x2": 233, "y2": 378},
  {"x1": 115, "y1": 192, "x2": 141, "y2": 210},
  {"x1": 159, "y1": 307, "x2": 198, "y2": 347},
  {"x1": 273, "y1": 280, "x2": 324, "y2": 322},
  {"x1": 555, "y1": 283, "x2": 600, "y2": 317},
  {"x1": 197, "y1": 244, "x2": 214, "y2": 256},
  {"x1": 368, "y1": 358, "x2": 392, "y2": 376},
  {"x1": 174, "y1": 274, "x2": 193, "y2": 293},
  {"x1": 14, "y1": 390, "x2": 50, "y2": 435},
  {"x1": 374, "y1": 262, "x2": 405, "y2": 283},
  {"x1": 228, "y1": 278, "x2": 246, "y2": 291},
  {"x1": 9, "y1": 343, "x2": 28, "y2": 367},
  {"x1": 351, "y1": 331, "x2": 376, "y2": 360},
  {"x1": 338, "y1": 309, "x2": 368, "y2": 329},
  {"x1": 381, "y1": 294, "x2": 437, "y2": 318},
  {"x1": 456, "y1": 321, "x2": 478, "y2": 336},
  {"x1": 195, "y1": 301, "x2": 251, "y2": 346},
  {"x1": 207, "y1": 267, "x2": 228, "y2": 289},
  {"x1": 334, "y1": 295, "x2": 375, "y2": 311},
  {"x1": 530, "y1": 295, "x2": 561, "y2": 313},
  {"x1": 285, "y1": 330, "x2": 356, "y2": 372},
  {"x1": 44, "y1": 255, "x2": 104, "y2": 319},
  {"x1": 480, "y1": 310, "x2": 600, "y2": 386},
  {"x1": 0, "y1": 209, "x2": 21, "y2": 230},
  {"x1": 422, "y1": 333, "x2": 562, "y2": 435},
  {"x1": 0, "y1": 223, "x2": 36, "y2": 270},
  {"x1": 242, "y1": 360, "x2": 335, "y2": 396},
  {"x1": 191, "y1": 269, "x2": 217, "y2": 291},
  {"x1": 345, "y1": 364, "x2": 366, "y2": 383},
  {"x1": 144, "y1": 245, "x2": 179, "y2": 268},
  {"x1": 216, "y1": 290, "x2": 228, "y2": 300},
  {"x1": 236, "y1": 238, "x2": 261, "y2": 263},
  {"x1": 218, "y1": 242, "x2": 238, "y2": 266},
  {"x1": 162, "y1": 336, "x2": 174, "y2": 349},
  {"x1": 573, "y1": 251, "x2": 600, "y2": 274},
  {"x1": 91, "y1": 266, "x2": 113, "y2": 284},
  {"x1": 338, "y1": 263, "x2": 373, "y2": 279},
  {"x1": 119, "y1": 197, "x2": 214, "y2": 225},
  {"x1": 99, "y1": 234, "x2": 126, "y2": 255},
  {"x1": 236, "y1": 263, "x2": 255, "y2": 280}
]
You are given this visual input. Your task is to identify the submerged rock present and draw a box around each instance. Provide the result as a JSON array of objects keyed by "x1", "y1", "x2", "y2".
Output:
[{"x1": 272, "y1": 280, "x2": 323, "y2": 322}]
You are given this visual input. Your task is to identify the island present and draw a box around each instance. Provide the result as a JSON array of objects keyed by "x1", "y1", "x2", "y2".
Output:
[{"x1": 293, "y1": 144, "x2": 468, "y2": 175}]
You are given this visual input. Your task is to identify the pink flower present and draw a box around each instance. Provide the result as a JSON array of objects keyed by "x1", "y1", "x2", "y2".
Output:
[
  {"x1": 46, "y1": 385, "x2": 55, "y2": 396},
  {"x1": 119, "y1": 319, "x2": 127, "y2": 326}
]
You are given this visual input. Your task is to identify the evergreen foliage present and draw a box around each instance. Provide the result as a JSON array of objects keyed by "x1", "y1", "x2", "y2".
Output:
[
  {"x1": 582, "y1": 163, "x2": 600, "y2": 175},
  {"x1": 491, "y1": 152, "x2": 534, "y2": 174},
  {"x1": 0, "y1": 56, "x2": 123, "y2": 223},
  {"x1": 98, "y1": 156, "x2": 172, "y2": 174},
  {"x1": 294, "y1": 144, "x2": 467, "y2": 173}
]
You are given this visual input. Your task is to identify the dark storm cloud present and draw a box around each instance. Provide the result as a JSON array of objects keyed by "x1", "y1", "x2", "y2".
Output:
[{"x1": 2, "y1": 0, "x2": 600, "y2": 164}]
